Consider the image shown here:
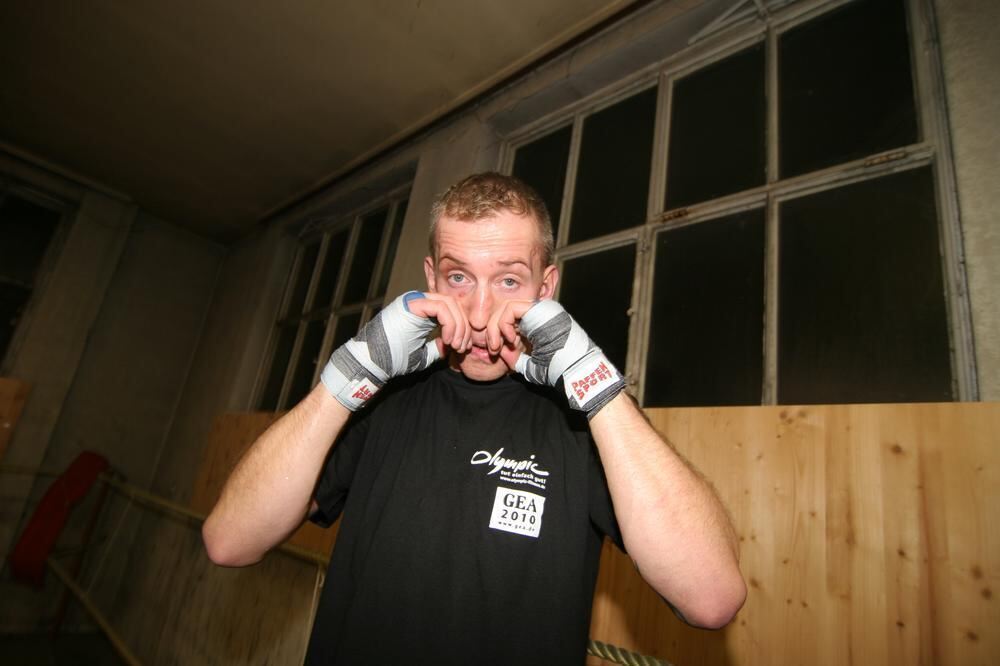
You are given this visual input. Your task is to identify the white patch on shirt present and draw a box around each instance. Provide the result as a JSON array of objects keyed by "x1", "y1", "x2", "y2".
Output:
[{"x1": 489, "y1": 487, "x2": 545, "y2": 538}]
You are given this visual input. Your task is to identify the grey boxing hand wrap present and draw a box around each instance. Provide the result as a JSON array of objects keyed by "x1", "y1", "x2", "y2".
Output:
[
  {"x1": 514, "y1": 300, "x2": 626, "y2": 419},
  {"x1": 321, "y1": 291, "x2": 440, "y2": 411}
]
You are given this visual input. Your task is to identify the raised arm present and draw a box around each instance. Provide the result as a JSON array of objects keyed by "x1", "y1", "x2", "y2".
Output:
[
  {"x1": 203, "y1": 292, "x2": 468, "y2": 567},
  {"x1": 492, "y1": 298, "x2": 746, "y2": 628},
  {"x1": 202, "y1": 386, "x2": 351, "y2": 566},
  {"x1": 589, "y1": 393, "x2": 745, "y2": 628}
]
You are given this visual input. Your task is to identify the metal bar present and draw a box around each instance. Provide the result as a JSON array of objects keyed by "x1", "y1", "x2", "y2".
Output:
[
  {"x1": 557, "y1": 112, "x2": 584, "y2": 251},
  {"x1": 99, "y1": 476, "x2": 332, "y2": 567},
  {"x1": 763, "y1": 194, "x2": 780, "y2": 405},
  {"x1": 0, "y1": 463, "x2": 59, "y2": 477},
  {"x1": 763, "y1": 20, "x2": 780, "y2": 405},
  {"x1": 906, "y1": 0, "x2": 979, "y2": 401},
  {"x1": 46, "y1": 557, "x2": 144, "y2": 666},
  {"x1": 0, "y1": 465, "x2": 332, "y2": 568},
  {"x1": 52, "y1": 479, "x2": 110, "y2": 636}
]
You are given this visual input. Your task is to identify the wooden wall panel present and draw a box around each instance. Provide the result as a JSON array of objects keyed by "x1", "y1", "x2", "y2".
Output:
[
  {"x1": 587, "y1": 403, "x2": 1000, "y2": 666},
  {"x1": 111, "y1": 513, "x2": 321, "y2": 666},
  {"x1": 0, "y1": 378, "x2": 30, "y2": 462},
  {"x1": 190, "y1": 411, "x2": 339, "y2": 556},
  {"x1": 190, "y1": 404, "x2": 998, "y2": 665}
]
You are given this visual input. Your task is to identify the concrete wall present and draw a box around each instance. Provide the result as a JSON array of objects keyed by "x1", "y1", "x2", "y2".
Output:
[
  {"x1": 0, "y1": 180, "x2": 223, "y2": 631},
  {"x1": 0, "y1": 189, "x2": 134, "y2": 631},
  {"x1": 149, "y1": 223, "x2": 294, "y2": 503},
  {"x1": 935, "y1": 0, "x2": 1000, "y2": 399},
  {"x1": 97, "y1": 219, "x2": 301, "y2": 660},
  {"x1": 0, "y1": 191, "x2": 134, "y2": 554}
]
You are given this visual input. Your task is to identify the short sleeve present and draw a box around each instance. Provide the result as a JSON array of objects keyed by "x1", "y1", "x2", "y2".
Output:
[
  {"x1": 584, "y1": 431, "x2": 625, "y2": 551},
  {"x1": 310, "y1": 414, "x2": 371, "y2": 528}
]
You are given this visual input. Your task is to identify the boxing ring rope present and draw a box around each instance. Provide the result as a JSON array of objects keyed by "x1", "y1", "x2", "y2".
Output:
[{"x1": 3, "y1": 464, "x2": 672, "y2": 666}]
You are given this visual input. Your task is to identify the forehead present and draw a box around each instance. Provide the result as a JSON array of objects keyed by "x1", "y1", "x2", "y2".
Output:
[{"x1": 434, "y1": 211, "x2": 544, "y2": 268}]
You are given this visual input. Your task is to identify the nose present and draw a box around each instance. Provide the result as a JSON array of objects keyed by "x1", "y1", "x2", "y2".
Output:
[{"x1": 466, "y1": 284, "x2": 494, "y2": 331}]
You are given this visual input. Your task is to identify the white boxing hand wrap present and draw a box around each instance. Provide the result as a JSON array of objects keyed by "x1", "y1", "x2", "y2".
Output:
[
  {"x1": 321, "y1": 291, "x2": 440, "y2": 410},
  {"x1": 514, "y1": 300, "x2": 625, "y2": 418}
]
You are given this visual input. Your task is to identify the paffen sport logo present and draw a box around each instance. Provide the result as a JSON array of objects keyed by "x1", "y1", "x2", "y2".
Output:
[
  {"x1": 564, "y1": 355, "x2": 620, "y2": 408},
  {"x1": 470, "y1": 447, "x2": 549, "y2": 490}
]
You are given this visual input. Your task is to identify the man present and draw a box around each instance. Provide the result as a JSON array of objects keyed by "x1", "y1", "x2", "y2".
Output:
[{"x1": 203, "y1": 173, "x2": 746, "y2": 664}]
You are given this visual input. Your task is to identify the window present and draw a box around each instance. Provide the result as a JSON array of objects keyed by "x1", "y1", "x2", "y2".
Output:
[
  {"x1": 505, "y1": 0, "x2": 971, "y2": 406},
  {"x1": 559, "y1": 243, "x2": 636, "y2": 372},
  {"x1": 511, "y1": 124, "x2": 571, "y2": 242},
  {"x1": 646, "y1": 210, "x2": 765, "y2": 407},
  {"x1": 0, "y1": 190, "x2": 63, "y2": 363},
  {"x1": 777, "y1": 167, "x2": 951, "y2": 404},
  {"x1": 569, "y1": 88, "x2": 657, "y2": 245},
  {"x1": 665, "y1": 43, "x2": 766, "y2": 209},
  {"x1": 257, "y1": 190, "x2": 409, "y2": 410}
]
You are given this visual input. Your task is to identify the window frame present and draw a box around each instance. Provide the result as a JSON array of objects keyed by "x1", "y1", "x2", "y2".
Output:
[
  {"x1": 253, "y1": 184, "x2": 411, "y2": 410},
  {"x1": 499, "y1": 0, "x2": 976, "y2": 405},
  {"x1": 0, "y1": 182, "x2": 72, "y2": 373}
]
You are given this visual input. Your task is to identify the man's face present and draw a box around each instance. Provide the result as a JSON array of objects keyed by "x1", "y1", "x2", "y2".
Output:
[{"x1": 424, "y1": 210, "x2": 558, "y2": 381}]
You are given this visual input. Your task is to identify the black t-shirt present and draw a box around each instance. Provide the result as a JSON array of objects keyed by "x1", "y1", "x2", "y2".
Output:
[{"x1": 305, "y1": 365, "x2": 623, "y2": 666}]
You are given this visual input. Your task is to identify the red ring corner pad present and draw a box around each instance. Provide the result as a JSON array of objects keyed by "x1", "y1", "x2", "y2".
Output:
[{"x1": 8, "y1": 451, "x2": 109, "y2": 587}]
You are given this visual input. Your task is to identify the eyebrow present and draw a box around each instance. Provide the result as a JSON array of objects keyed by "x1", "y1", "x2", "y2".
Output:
[
  {"x1": 437, "y1": 254, "x2": 465, "y2": 266},
  {"x1": 497, "y1": 259, "x2": 531, "y2": 270},
  {"x1": 438, "y1": 255, "x2": 531, "y2": 271}
]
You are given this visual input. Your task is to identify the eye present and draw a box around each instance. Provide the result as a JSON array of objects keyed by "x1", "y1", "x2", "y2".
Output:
[
  {"x1": 501, "y1": 277, "x2": 519, "y2": 288},
  {"x1": 448, "y1": 273, "x2": 467, "y2": 285}
]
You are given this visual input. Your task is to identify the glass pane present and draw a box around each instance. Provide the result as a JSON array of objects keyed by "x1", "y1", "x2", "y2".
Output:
[
  {"x1": 0, "y1": 195, "x2": 61, "y2": 284},
  {"x1": 286, "y1": 242, "x2": 320, "y2": 317},
  {"x1": 342, "y1": 208, "x2": 389, "y2": 304},
  {"x1": 374, "y1": 199, "x2": 408, "y2": 298},
  {"x1": 666, "y1": 44, "x2": 766, "y2": 208},
  {"x1": 779, "y1": 0, "x2": 918, "y2": 177},
  {"x1": 645, "y1": 211, "x2": 765, "y2": 407},
  {"x1": 558, "y1": 244, "x2": 635, "y2": 371},
  {"x1": 512, "y1": 125, "x2": 572, "y2": 242},
  {"x1": 287, "y1": 320, "x2": 327, "y2": 407},
  {"x1": 569, "y1": 88, "x2": 657, "y2": 244},
  {"x1": 312, "y1": 229, "x2": 350, "y2": 310},
  {"x1": 0, "y1": 283, "x2": 31, "y2": 362},
  {"x1": 778, "y1": 167, "x2": 951, "y2": 403},
  {"x1": 258, "y1": 325, "x2": 298, "y2": 410},
  {"x1": 332, "y1": 311, "x2": 363, "y2": 349}
]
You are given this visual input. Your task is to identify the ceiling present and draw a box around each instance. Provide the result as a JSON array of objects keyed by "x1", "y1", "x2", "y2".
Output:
[{"x1": 0, "y1": 1, "x2": 645, "y2": 242}]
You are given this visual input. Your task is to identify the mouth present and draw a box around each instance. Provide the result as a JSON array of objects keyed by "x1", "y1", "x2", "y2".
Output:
[{"x1": 465, "y1": 344, "x2": 496, "y2": 362}]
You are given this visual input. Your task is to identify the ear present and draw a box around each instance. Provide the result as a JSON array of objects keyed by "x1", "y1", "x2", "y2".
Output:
[
  {"x1": 537, "y1": 264, "x2": 559, "y2": 300},
  {"x1": 423, "y1": 256, "x2": 438, "y2": 293}
]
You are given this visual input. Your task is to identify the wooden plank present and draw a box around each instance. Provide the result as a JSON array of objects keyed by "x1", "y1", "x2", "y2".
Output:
[
  {"x1": 0, "y1": 378, "x2": 30, "y2": 462},
  {"x1": 586, "y1": 402, "x2": 1000, "y2": 666},
  {"x1": 190, "y1": 411, "x2": 339, "y2": 557},
  {"x1": 111, "y1": 515, "x2": 320, "y2": 666},
  {"x1": 191, "y1": 404, "x2": 1000, "y2": 665},
  {"x1": 935, "y1": 405, "x2": 997, "y2": 664}
]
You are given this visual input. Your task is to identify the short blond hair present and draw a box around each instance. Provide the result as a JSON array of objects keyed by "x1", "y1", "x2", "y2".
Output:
[{"x1": 429, "y1": 172, "x2": 554, "y2": 266}]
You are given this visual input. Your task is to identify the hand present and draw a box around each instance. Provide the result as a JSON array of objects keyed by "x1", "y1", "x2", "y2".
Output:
[
  {"x1": 406, "y1": 292, "x2": 473, "y2": 357},
  {"x1": 485, "y1": 299, "x2": 534, "y2": 369},
  {"x1": 494, "y1": 299, "x2": 626, "y2": 418},
  {"x1": 321, "y1": 291, "x2": 458, "y2": 410}
]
